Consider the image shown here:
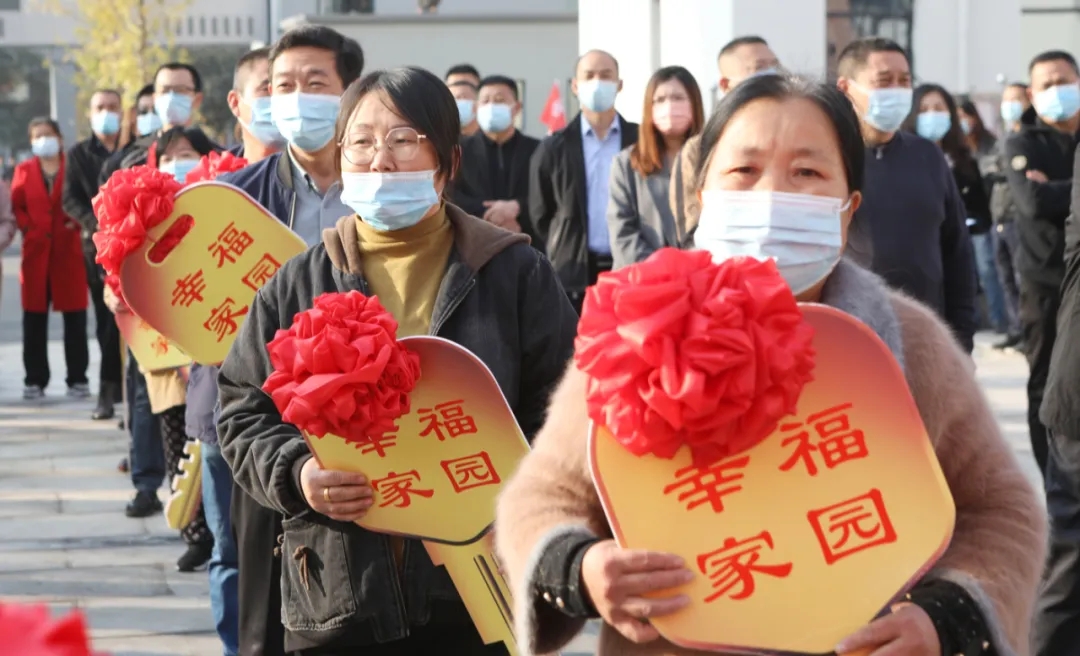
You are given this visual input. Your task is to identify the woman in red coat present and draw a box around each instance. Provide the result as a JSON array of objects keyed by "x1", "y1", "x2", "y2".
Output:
[{"x1": 12, "y1": 117, "x2": 90, "y2": 400}]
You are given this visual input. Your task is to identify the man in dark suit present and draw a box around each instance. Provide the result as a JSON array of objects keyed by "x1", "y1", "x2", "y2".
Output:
[
  {"x1": 453, "y1": 74, "x2": 540, "y2": 241},
  {"x1": 528, "y1": 49, "x2": 639, "y2": 314}
]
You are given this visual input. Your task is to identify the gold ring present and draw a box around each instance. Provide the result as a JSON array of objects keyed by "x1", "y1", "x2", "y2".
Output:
[{"x1": 323, "y1": 487, "x2": 331, "y2": 503}]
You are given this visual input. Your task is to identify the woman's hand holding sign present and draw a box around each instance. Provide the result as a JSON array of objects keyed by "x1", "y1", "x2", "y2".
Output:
[{"x1": 581, "y1": 539, "x2": 693, "y2": 644}]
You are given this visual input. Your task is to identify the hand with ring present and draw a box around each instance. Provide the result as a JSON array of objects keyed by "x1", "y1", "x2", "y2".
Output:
[
  {"x1": 299, "y1": 458, "x2": 374, "y2": 522},
  {"x1": 580, "y1": 539, "x2": 693, "y2": 643}
]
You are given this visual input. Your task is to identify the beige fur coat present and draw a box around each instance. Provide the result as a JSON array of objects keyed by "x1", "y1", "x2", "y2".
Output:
[{"x1": 495, "y1": 260, "x2": 1047, "y2": 656}]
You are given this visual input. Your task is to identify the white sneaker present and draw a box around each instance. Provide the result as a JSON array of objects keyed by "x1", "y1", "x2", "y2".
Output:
[
  {"x1": 23, "y1": 385, "x2": 44, "y2": 400},
  {"x1": 67, "y1": 383, "x2": 91, "y2": 399}
]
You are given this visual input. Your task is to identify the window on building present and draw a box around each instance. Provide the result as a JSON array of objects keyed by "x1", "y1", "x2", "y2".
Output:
[
  {"x1": 248, "y1": 16, "x2": 254, "y2": 35},
  {"x1": 826, "y1": 0, "x2": 914, "y2": 80},
  {"x1": 236, "y1": 17, "x2": 243, "y2": 35},
  {"x1": 174, "y1": 18, "x2": 182, "y2": 36},
  {"x1": 223, "y1": 17, "x2": 230, "y2": 36},
  {"x1": 211, "y1": 17, "x2": 218, "y2": 36},
  {"x1": 0, "y1": 0, "x2": 19, "y2": 10},
  {"x1": 328, "y1": 0, "x2": 375, "y2": 13},
  {"x1": 187, "y1": 16, "x2": 195, "y2": 35},
  {"x1": 200, "y1": 16, "x2": 206, "y2": 36}
]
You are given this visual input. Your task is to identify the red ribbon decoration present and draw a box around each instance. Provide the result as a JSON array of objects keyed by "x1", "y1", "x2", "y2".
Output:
[
  {"x1": 91, "y1": 166, "x2": 182, "y2": 300},
  {"x1": 184, "y1": 151, "x2": 249, "y2": 185},
  {"x1": 574, "y1": 249, "x2": 816, "y2": 469},
  {"x1": 0, "y1": 602, "x2": 101, "y2": 656},
  {"x1": 262, "y1": 291, "x2": 422, "y2": 447}
]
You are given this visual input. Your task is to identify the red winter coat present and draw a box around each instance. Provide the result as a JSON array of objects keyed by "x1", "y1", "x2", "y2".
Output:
[{"x1": 11, "y1": 156, "x2": 88, "y2": 313}]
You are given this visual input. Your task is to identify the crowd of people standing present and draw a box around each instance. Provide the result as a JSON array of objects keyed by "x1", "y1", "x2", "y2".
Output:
[{"x1": 0, "y1": 20, "x2": 1078, "y2": 656}]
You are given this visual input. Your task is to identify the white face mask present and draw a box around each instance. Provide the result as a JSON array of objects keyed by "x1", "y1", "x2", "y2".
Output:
[{"x1": 694, "y1": 189, "x2": 849, "y2": 295}]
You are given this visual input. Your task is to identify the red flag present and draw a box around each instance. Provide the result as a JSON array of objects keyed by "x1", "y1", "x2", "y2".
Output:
[{"x1": 539, "y1": 80, "x2": 567, "y2": 134}]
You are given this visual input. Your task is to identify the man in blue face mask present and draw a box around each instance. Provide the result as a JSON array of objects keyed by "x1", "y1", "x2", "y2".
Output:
[
  {"x1": 213, "y1": 24, "x2": 363, "y2": 656},
  {"x1": 1013, "y1": 49, "x2": 1080, "y2": 656},
  {"x1": 451, "y1": 74, "x2": 539, "y2": 240},
  {"x1": 219, "y1": 25, "x2": 363, "y2": 248},
  {"x1": 528, "y1": 49, "x2": 639, "y2": 314},
  {"x1": 835, "y1": 37, "x2": 977, "y2": 357},
  {"x1": 61, "y1": 88, "x2": 125, "y2": 422},
  {"x1": 445, "y1": 63, "x2": 481, "y2": 138},
  {"x1": 226, "y1": 47, "x2": 283, "y2": 162}
]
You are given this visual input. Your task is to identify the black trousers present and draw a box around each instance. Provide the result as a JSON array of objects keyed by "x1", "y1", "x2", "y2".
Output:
[
  {"x1": 234, "y1": 482, "x2": 286, "y2": 656},
  {"x1": 566, "y1": 251, "x2": 613, "y2": 316},
  {"x1": 1035, "y1": 431, "x2": 1080, "y2": 655},
  {"x1": 1019, "y1": 280, "x2": 1059, "y2": 479},
  {"x1": 23, "y1": 303, "x2": 89, "y2": 389},
  {"x1": 85, "y1": 251, "x2": 123, "y2": 388},
  {"x1": 294, "y1": 610, "x2": 510, "y2": 656}
]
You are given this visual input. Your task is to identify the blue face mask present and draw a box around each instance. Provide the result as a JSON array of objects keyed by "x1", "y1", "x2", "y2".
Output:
[
  {"x1": 1001, "y1": 100, "x2": 1025, "y2": 125},
  {"x1": 477, "y1": 103, "x2": 513, "y2": 133},
  {"x1": 1034, "y1": 83, "x2": 1080, "y2": 123},
  {"x1": 155, "y1": 92, "x2": 194, "y2": 126},
  {"x1": 340, "y1": 169, "x2": 439, "y2": 232},
  {"x1": 577, "y1": 79, "x2": 619, "y2": 113},
  {"x1": 855, "y1": 85, "x2": 913, "y2": 133},
  {"x1": 271, "y1": 92, "x2": 340, "y2": 153},
  {"x1": 91, "y1": 111, "x2": 121, "y2": 136},
  {"x1": 160, "y1": 158, "x2": 200, "y2": 184},
  {"x1": 242, "y1": 96, "x2": 285, "y2": 147},
  {"x1": 31, "y1": 136, "x2": 60, "y2": 158},
  {"x1": 137, "y1": 111, "x2": 163, "y2": 136},
  {"x1": 915, "y1": 111, "x2": 952, "y2": 141},
  {"x1": 456, "y1": 99, "x2": 476, "y2": 126}
]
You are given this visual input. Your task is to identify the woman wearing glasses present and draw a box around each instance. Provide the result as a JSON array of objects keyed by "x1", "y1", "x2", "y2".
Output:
[{"x1": 216, "y1": 66, "x2": 578, "y2": 655}]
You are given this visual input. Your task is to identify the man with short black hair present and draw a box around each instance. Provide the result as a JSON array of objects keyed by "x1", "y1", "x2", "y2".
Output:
[
  {"x1": 670, "y1": 35, "x2": 780, "y2": 240},
  {"x1": 219, "y1": 25, "x2": 363, "y2": 245},
  {"x1": 529, "y1": 49, "x2": 639, "y2": 313},
  {"x1": 215, "y1": 25, "x2": 363, "y2": 656},
  {"x1": 717, "y1": 35, "x2": 780, "y2": 94},
  {"x1": 446, "y1": 63, "x2": 481, "y2": 137},
  {"x1": 453, "y1": 74, "x2": 539, "y2": 238},
  {"x1": 99, "y1": 62, "x2": 205, "y2": 184},
  {"x1": 226, "y1": 47, "x2": 282, "y2": 160},
  {"x1": 133, "y1": 84, "x2": 161, "y2": 138},
  {"x1": 1012, "y1": 49, "x2": 1080, "y2": 655},
  {"x1": 836, "y1": 37, "x2": 977, "y2": 352},
  {"x1": 62, "y1": 88, "x2": 125, "y2": 421}
]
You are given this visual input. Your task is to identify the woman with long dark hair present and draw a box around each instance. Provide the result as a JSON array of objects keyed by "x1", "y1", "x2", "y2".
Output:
[
  {"x1": 902, "y1": 84, "x2": 1007, "y2": 334},
  {"x1": 105, "y1": 126, "x2": 220, "y2": 571},
  {"x1": 607, "y1": 66, "x2": 704, "y2": 268}
]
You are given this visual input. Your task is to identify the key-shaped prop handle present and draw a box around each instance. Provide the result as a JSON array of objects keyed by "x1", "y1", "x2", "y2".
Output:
[{"x1": 301, "y1": 336, "x2": 529, "y2": 653}]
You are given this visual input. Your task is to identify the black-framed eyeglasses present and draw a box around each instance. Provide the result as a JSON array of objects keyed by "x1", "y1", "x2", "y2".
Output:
[{"x1": 340, "y1": 126, "x2": 429, "y2": 166}]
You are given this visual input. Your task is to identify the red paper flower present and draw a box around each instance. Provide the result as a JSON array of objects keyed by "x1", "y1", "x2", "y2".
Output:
[
  {"x1": 262, "y1": 291, "x2": 422, "y2": 446},
  {"x1": 184, "y1": 151, "x2": 249, "y2": 185},
  {"x1": 574, "y1": 248, "x2": 816, "y2": 468},
  {"x1": 0, "y1": 601, "x2": 98, "y2": 656},
  {"x1": 91, "y1": 166, "x2": 181, "y2": 281}
]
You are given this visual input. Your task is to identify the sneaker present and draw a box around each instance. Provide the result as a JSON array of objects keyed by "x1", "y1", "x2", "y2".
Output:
[
  {"x1": 23, "y1": 385, "x2": 44, "y2": 400},
  {"x1": 67, "y1": 383, "x2": 91, "y2": 399},
  {"x1": 176, "y1": 542, "x2": 213, "y2": 573},
  {"x1": 993, "y1": 333, "x2": 1023, "y2": 351},
  {"x1": 125, "y1": 491, "x2": 163, "y2": 518}
]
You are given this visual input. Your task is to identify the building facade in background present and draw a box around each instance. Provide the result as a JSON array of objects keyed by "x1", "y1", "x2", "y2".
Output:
[{"x1": 0, "y1": 0, "x2": 1078, "y2": 161}]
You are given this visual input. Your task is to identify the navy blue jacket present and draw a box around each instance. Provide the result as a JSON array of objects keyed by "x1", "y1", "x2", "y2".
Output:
[{"x1": 217, "y1": 152, "x2": 298, "y2": 231}]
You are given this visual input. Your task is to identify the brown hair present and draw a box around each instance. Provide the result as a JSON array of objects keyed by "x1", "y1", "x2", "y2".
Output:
[{"x1": 630, "y1": 66, "x2": 704, "y2": 177}]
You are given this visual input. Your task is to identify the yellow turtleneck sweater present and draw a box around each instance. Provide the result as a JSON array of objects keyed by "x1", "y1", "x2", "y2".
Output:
[
  {"x1": 354, "y1": 205, "x2": 453, "y2": 570},
  {"x1": 353, "y1": 205, "x2": 454, "y2": 337}
]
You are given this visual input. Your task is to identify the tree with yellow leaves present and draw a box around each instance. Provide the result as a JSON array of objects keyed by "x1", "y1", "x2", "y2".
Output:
[{"x1": 37, "y1": 0, "x2": 193, "y2": 117}]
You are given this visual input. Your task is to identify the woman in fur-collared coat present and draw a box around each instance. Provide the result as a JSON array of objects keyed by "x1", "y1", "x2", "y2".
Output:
[{"x1": 495, "y1": 75, "x2": 1047, "y2": 656}]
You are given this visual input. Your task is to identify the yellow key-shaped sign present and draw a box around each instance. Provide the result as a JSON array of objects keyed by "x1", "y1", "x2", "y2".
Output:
[
  {"x1": 120, "y1": 181, "x2": 307, "y2": 364},
  {"x1": 303, "y1": 336, "x2": 527, "y2": 654},
  {"x1": 114, "y1": 311, "x2": 191, "y2": 372},
  {"x1": 590, "y1": 304, "x2": 955, "y2": 654}
]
